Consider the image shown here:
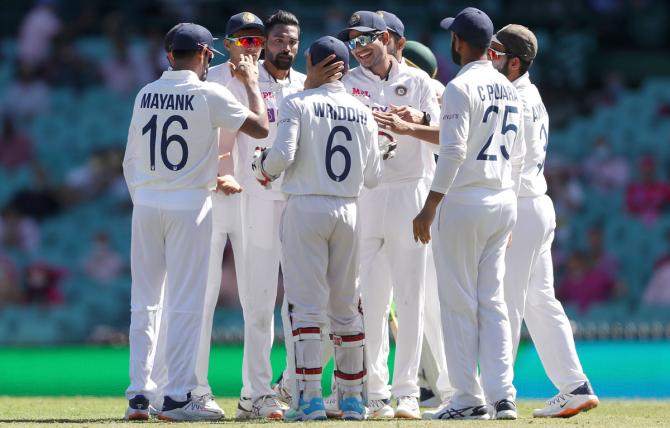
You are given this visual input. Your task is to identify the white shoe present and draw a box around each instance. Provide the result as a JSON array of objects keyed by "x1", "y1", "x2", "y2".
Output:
[
  {"x1": 272, "y1": 377, "x2": 293, "y2": 407},
  {"x1": 235, "y1": 396, "x2": 253, "y2": 419},
  {"x1": 494, "y1": 399, "x2": 517, "y2": 420},
  {"x1": 124, "y1": 395, "x2": 150, "y2": 421},
  {"x1": 324, "y1": 394, "x2": 343, "y2": 418},
  {"x1": 423, "y1": 403, "x2": 490, "y2": 420},
  {"x1": 366, "y1": 398, "x2": 394, "y2": 418},
  {"x1": 395, "y1": 396, "x2": 421, "y2": 419},
  {"x1": 192, "y1": 393, "x2": 224, "y2": 418},
  {"x1": 158, "y1": 395, "x2": 223, "y2": 421},
  {"x1": 533, "y1": 382, "x2": 599, "y2": 418},
  {"x1": 252, "y1": 395, "x2": 285, "y2": 419}
]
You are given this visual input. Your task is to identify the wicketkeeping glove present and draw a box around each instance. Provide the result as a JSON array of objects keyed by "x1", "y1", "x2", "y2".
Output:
[
  {"x1": 378, "y1": 130, "x2": 397, "y2": 160},
  {"x1": 251, "y1": 146, "x2": 279, "y2": 189}
]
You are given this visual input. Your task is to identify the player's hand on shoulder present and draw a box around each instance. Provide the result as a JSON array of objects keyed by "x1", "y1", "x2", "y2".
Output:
[
  {"x1": 215, "y1": 174, "x2": 243, "y2": 195},
  {"x1": 232, "y1": 54, "x2": 259, "y2": 85},
  {"x1": 251, "y1": 146, "x2": 279, "y2": 189},
  {"x1": 303, "y1": 53, "x2": 344, "y2": 90}
]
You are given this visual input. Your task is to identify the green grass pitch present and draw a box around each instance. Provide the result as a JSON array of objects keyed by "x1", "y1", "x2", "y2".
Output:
[{"x1": 0, "y1": 398, "x2": 667, "y2": 427}]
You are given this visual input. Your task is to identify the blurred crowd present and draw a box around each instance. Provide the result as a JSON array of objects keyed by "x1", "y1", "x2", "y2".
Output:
[{"x1": 1, "y1": 0, "x2": 670, "y2": 327}]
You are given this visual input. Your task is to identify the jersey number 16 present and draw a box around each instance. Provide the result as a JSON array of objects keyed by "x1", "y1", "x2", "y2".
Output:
[{"x1": 143, "y1": 114, "x2": 189, "y2": 171}]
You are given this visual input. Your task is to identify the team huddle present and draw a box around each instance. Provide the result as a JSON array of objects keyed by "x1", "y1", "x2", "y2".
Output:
[{"x1": 121, "y1": 6, "x2": 600, "y2": 422}]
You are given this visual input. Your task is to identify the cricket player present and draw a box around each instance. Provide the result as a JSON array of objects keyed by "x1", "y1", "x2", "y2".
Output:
[
  {"x1": 217, "y1": 10, "x2": 306, "y2": 419},
  {"x1": 412, "y1": 7, "x2": 523, "y2": 420},
  {"x1": 379, "y1": 13, "x2": 454, "y2": 408},
  {"x1": 338, "y1": 10, "x2": 440, "y2": 419},
  {"x1": 489, "y1": 24, "x2": 599, "y2": 418},
  {"x1": 122, "y1": 23, "x2": 268, "y2": 421},
  {"x1": 191, "y1": 12, "x2": 266, "y2": 417},
  {"x1": 252, "y1": 36, "x2": 383, "y2": 421}
]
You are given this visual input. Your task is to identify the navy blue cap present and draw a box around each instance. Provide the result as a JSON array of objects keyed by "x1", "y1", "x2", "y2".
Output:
[
  {"x1": 440, "y1": 7, "x2": 493, "y2": 49},
  {"x1": 337, "y1": 11, "x2": 387, "y2": 41},
  {"x1": 308, "y1": 36, "x2": 349, "y2": 71},
  {"x1": 226, "y1": 12, "x2": 264, "y2": 37},
  {"x1": 167, "y1": 23, "x2": 224, "y2": 55},
  {"x1": 377, "y1": 11, "x2": 404, "y2": 38}
]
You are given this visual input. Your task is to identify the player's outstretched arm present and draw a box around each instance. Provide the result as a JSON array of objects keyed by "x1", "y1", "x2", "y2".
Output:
[
  {"x1": 233, "y1": 54, "x2": 269, "y2": 138},
  {"x1": 413, "y1": 191, "x2": 444, "y2": 244}
]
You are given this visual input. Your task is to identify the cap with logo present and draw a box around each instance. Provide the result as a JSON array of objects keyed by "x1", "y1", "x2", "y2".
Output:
[
  {"x1": 492, "y1": 24, "x2": 537, "y2": 61},
  {"x1": 337, "y1": 11, "x2": 387, "y2": 41},
  {"x1": 377, "y1": 10, "x2": 404, "y2": 38},
  {"x1": 225, "y1": 12, "x2": 264, "y2": 37},
  {"x1": 166, "y1": 23, "x2": 224, "y2": 55},
  {"x1": 308, "y1": 36, "x2": 350, "y2": 71},
  {"x1": 440, "y1": 7, "x2": 493, "y2": 49},
  {"x1": 403, "y1": 40, "x2": 438, "y2": 78}
]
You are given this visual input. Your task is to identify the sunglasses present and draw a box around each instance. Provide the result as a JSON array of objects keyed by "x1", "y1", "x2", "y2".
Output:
[
  {"x1": 347, "y1": 32, "x2": 382, "y2": 50},
  {"x1": 226, "y1": 36, "x2": 265, "y2": 48},
  {"x1": 488, "y1": 48, "x2": 507, "y2": 61}
]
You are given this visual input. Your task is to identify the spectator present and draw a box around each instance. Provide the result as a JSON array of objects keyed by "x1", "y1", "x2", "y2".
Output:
[
  {"x1": 642, "y1": 232, "x2": 670, "y2": 305},
  {"x1": 46, "y1": 34, "x2": 99, "y2": 91},
  {"x1": 17, "y1": 0, "x2": 62, "y2": 69},
  {"x1": 82, "y1": 232, "x2": 125, "y2": 284},
  {"x1": 4, "y1": 63, "x2": 50, "y2": 121},
  {"x1": 98, "y1": 36, "x2": 153, "y2": 95},
  {"x1": 23, "y1": 262, "x2": 65, "y2": 305},
  {"x1": 0, "y1": 114, "x2": 35, "y2": 170},
  {"x1": 9, "y1": 165, "x2": 63, "y2": 221},
  {"x1": 0, "y1": 253, "x2": 21, "y2": 305},
  {"x1": 625, "y1": 155, "x2": 670, "y2": 224},
  {"x1": 585, "y1": 225, "x2": 620, "y2": 274},
  {"x1": 583, "y1": 136, "x2": 629, "y2": 191},
  {"x1": 0, "y1": 205, "x2": 40, "y2": 255},
  {"x1": 558, "y1": 251, "x2": 617, "y2": 313}
]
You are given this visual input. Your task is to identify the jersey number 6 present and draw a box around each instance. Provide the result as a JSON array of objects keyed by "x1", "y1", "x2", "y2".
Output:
[
  {"x1": 143, "y1": 114, "x2": 189, "y2": 171},
  {"x1": 325, "y1": 126, "x2": 352, "y2": 182},
  {"x1": 477, "y1": 105, "x2": 518, "y2": 161}
]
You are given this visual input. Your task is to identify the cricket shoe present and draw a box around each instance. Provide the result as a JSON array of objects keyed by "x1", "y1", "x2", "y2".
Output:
[
  {"x1": 284, "y1": 395, "x2": 327, "y2": 421},
  {"x1": 158, "y1": 393, "x2": 223, "y2": 421},
  {"x1": 494, "y1": 399, "x2": 517, "y2": 420},
  {"x1": 124, "y1": 394, "x2": 150, "y2": 421},
  {"x1": 252, "y1": 395, "x2": 286, "y2": 419},
  {"x1": 235, "y1": 396, "x2": 253, "y2": 419},
  {"x1": 419, "y1": 387, "x2": 442, "y2": 408},
  {"x1": 192, "y1": 393, "x2": 224, "y2": 418},
  {"x1": 395, "y1": 396, "x2": 421, "y2": 419},
  {"x1": 533, "y1": 382, "x2": 599, "y2": 418},
  {"x1": 272, "y1": 376, "x2": 293, "y2": 407},
  {"x1": 340, "y1": 394, "x2": 366, "y2": 420},
  {"x1": 366, "y1": 398, "x2": 394, "y2": 418},
  {"x1": 324, "y1": 394, "x2": 343, "y2": 418},
  {"x1": 422, "y1": 403, "x2": 490, "y2": 420}
]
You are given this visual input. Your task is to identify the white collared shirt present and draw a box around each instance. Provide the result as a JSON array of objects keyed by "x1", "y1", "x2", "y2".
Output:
[
  {"x1": 343, "y1": 58, "x2": 440, "y2": 186},
  {"x1": 123, "y1": 69, "x2": 248, "y2": 209}
]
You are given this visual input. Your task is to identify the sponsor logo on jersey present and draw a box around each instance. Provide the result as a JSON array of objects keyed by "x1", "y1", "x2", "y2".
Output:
[
  {"x1": 351, "y1": 88, "x2": 370, "y2": 97},
  {"x1": 140, "y1": 93, "x2": 195, "y2": 111},
  {"x1": 262, "y1": 91, "x2": 274, "y2": 100},
  {"x1": 395, "y1": 85, "x2": 407, "y2": 96}
]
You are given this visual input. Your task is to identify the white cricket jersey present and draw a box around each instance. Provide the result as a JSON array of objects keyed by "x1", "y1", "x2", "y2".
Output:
[
  {"x1": 224, "y1": 61, "x2": 306, "y2": 200},
  {"x1": 343, "y1": 59, "x2": 440, "y2": 185},
  {"x1": 263, "y1": 81, "x2": 382, "y2": 197},
  {"x1": 123, "y1": 70, "x2": 249, "y2": 209},
  {"x1": 431, "y1": 60, "x2": 525, "y2": 195},
  {"x1": 207, "y1": 61, "x2": 241, "y2": 178},
  {"x1": 514, "y1": 72, "x2": 549, "y2": 198},
  {"x1": 431, "y1": 78, "x2": 446, "y2": 100}
]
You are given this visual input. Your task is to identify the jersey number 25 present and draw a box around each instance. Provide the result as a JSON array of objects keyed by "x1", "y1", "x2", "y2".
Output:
[{"x1": 477, "y1": 105, "x2": 518, "y2": 162}]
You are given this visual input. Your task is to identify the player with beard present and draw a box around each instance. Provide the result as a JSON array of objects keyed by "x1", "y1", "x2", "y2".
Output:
[{"x1": 221, "y1": 10, "x2": 306, "y2": 420}]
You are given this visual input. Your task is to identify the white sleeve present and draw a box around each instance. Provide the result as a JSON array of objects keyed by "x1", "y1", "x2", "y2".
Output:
[
  {"x1": 430, "y1": 83, "x2": 469, "y2": 194},
  {"x1": 122, "y1": 121, "x2": 139, "y2": 203},
  {"x1": 206, "y1": 84, "x2": 249, "y2": 132},
  {"x1": 363, "y1": 119, "x2": 382, "y2": 189},
  {"x1": 263, "y1": 97, "x2": 301, "y2": 176}
]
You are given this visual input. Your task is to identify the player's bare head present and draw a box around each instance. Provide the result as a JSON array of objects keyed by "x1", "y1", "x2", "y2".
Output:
[
  {"x1": 440, "y1": 7, "x2": 493, "y2": 66},
  {"x1": 489, "y1": 24, "x2": 537, "y2": 81},
  {"x1": 338, "y1": 12, "x2": 389, "y2": 72},
  {"x1": 165, "y1": 23, "x2": 221, "y2": 81},
  {"x1": 224, "y1": 12, "x2": 265, "y2": 64},
  {"x1": 264, "y1": 10, "x2": 300, "y2": 71},
  {"x1": 377, "y1": 11, "x2": 406, "y2": 62},
  {"x1": 308, "y1": 36, "x2": 350, "y2": 82}
]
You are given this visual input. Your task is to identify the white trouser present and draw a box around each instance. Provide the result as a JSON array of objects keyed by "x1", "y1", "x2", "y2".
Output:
[
  {"x1": 193, "y1": 191, "x2": 246, "y2": 396},
  {"x1": 281, "y1": 195, "x2": 364, "y2": 395},
  {"x1": 126, "y1": 200, "x2": 212, "y2": 402},
  {"x1": 432, "y1": 189, "x2": 517, "y2": 408},
  {"x1": 359, "y1": 180, "x2": 428, "y2": 400},
  {"x1": 422, "y1": 245, "x2": 454, "y2": 401},
  {"x1": 504, "y1": 195, "x2": 588, "y2": 393},
  {"x1": 239, "y1": 193, "x2": 285, "y2": 399}
]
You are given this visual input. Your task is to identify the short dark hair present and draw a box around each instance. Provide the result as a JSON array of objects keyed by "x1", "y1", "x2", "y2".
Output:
[
  {"x1": 171, "y1": 49, "x2": 201, "y2": 60},
  {"x1": 518, "y1": 58, "x2": 532, "y2": 75},
  {"x1": 265, "y1": 10, "x2": 300, "y2": 35},
  {"x1": 389, "y1": 31, "x2": 402, "y2": 46}
]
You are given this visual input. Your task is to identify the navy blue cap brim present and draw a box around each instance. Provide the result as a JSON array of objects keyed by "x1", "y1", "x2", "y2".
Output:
[
  {"x1": 226, "y1": 23, "x2": 264, "y2": 37},
  {"x1": 440, "y1": 17, "x2": 455, "y2": 31},
  {"x1": 337, "y1": 26, "x2": 380, "y2": 41}
]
